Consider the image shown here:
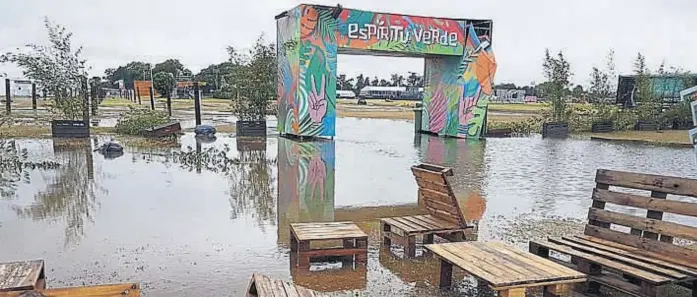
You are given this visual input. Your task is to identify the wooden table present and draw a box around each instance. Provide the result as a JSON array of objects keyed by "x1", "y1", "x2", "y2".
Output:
[
  {"x1": 426, "y1": 242, "x2": 586, "y2": 297},
  {"x1": 290, "y1": 222, "x2": 368, "y2": 269},
  {"x1": 0, "y1": 260, "x2": 45, "y2": 292}
]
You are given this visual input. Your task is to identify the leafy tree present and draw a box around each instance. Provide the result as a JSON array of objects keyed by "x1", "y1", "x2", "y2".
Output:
[
  {"x1": 589, "y1": 50, "x2": 616, "y2": 104},
  {"x1": 406, "y1": 72, "x2": 423, "y2": 87},
  {"x1": 633, "y1": 52, "x2": 659, "y2": 122},
  {"x1": 0, "y1": 17, "x2": 88, "y2": 119},
  {"x1": 231, "y1": 35, "x2": 276, "y2": 121},
  {"x1": 542, "y1": 49, "x2": 572, "y2": 122},
  {"x1": 153, "y1": 71, "x2": 175, "y2": 98},
  {"x1": 363, "y1": 76, "x2": 371, "y2": 87},
  {"x1": 104, "y1": 61, "x2": 150, "y2": 88},
  {"x1": 153, "y1": 59, "x2": 191, "y2": 78},
  {"x1": 572, "y1": 85, "x2": 584, "y2": 99},
  {"x1": 495, "y1": 83, "x2": 518, "y2": 89},
  {"x1": 337, "y1": 74, "x2": 354, "y2": 90},
  {"x1": 390, "y1": 73, "x2": 405, "y2": 87},
  {"x1": 379, "y1": 79, "x2": 390, "y2": 87},
  {"x1": 371, "y1": 77, "x2": 379, "y2": 86}
]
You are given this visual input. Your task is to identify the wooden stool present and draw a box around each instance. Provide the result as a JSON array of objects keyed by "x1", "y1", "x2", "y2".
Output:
[
  {"x1": 0, "y1": 260, "x2": 45, "y2": 292},
  {"x1": 290, "y1": 222, "x2": 368, "y2": 269}
]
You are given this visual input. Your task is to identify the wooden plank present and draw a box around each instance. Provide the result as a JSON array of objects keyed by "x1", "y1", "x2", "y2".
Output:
[
  {"x1": 453, "y1": 243, "x2": 541, "y2": 282},
  {"x1": 420, "y1": 188, "x2": 455, "y2": 206},
  {"x1": 581, "y1": 228, "x2": 697, "y2": 269},
  {"x1": 587, "y1": 273, "x2": 645, "y2": 297},
  {"x1": 548, "y1": 237, "x2": 687, "y2": 279},
  {"x1": 595, "y1": 169, "x2": 697, "y2": 197},
  {"x1": 400, "y1": 216, "x2": 441, "y2": 230},
  {"x1": 381, "y1": 217, "x2": 420, "y2": 234},
  {"x1": 592, "y1": 188, "x2": 697, "y2": 218},
  {"x1": 489, "y1": 242, "x2": 585, "y2": 279},
  {"x1": 0, "y1": 261, "x2": 43, "y2": 291},
  {"x1": 493, "y1": 278, "x2": 587, "y2": 291},
  {"x1": 415, "y1": 178, "x2": 450, "y2": 194},
  {"x1": 412, "y1": 167, "x2": 448, "y2": 184},
  {"x1": 530, "y1": 240, "x2": 672, "y2": 285},
  {"x1": 414, "y1": 215, "x2": 457, "y2": 230},
  {"x1": 643, "y1": 191, "x2": 668, "y2": 240},
  {"x1": 587, "y1": 208, "x2": 697, "y2": 242},
  {"x1": 0, "y1": 284, "x2": 140, "y2": 297},
  {"x1": 563, "y1": 236, "x2": 697, "y2": 276},
  {"x1": 426, "y1": 244, "x2": 506, "y2": 286},
  {"x1": 423, "y1": 198, "x2": 461, "y2": 219},
  {"x1": 414, "y1": 163, "x2": 453, "y2": 176}
]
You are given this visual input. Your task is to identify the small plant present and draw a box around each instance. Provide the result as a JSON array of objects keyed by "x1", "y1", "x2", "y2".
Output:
[
  {"x1": 115, "y1": 107, "x2": 169, "y2": 135},
  {"x1": 542, "y1": 49, "x2": 573, "y2": 122}
]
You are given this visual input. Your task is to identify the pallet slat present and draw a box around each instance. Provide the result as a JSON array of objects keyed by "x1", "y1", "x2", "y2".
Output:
[
  {"x1": 592, "y1": 188, "x2": 697, "y2": 218},
  {"x1": 0, "y1": 283, "x2": 140, "y2": 297},
  {"x1": 588, "y1": 208, "x2": 697, "y2": 241},
  {"x1": 595, "y1": 169, "x2": 697, "y2": 197}
]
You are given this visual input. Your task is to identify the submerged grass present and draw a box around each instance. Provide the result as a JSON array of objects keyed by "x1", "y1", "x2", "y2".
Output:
[{"x1": 588, "y1": 130, "x2": 691, "y2": 147}]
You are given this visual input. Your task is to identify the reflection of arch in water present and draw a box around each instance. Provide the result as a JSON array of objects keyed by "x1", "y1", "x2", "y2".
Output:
[
  {"x1": 417, "y1": 135, "x2": 487, "y2": 226},
  {"x1": 277, "y1": 138, "x2": 336, "y2": 245}
]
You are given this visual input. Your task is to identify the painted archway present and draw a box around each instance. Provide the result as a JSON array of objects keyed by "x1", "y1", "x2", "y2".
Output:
[{"x1": 276, "y1": 4, "x2": 496, "y2": 138}]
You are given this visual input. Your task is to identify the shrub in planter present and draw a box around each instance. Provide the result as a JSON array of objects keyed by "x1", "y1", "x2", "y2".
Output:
[{"x1": 115, "y1": 107, "x2": 170, "y2": 136}]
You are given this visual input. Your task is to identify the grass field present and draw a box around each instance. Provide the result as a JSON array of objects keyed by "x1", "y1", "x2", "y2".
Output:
[{"x1": 588, "y1": 130, "x2": 691, "y2": 147}]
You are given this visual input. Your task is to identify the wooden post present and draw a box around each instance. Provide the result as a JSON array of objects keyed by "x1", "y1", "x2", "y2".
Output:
[
  {"x1": 167, "y1": 93, "x2": 172, "y2": 117},
  {"x1": 194, "y1": 82, "x2": 201, "y2": 126},
  {"x1": 5, "y1": 78, "x2": 11, "y2": 114},
  {"x1": 438, "y1": 259, "x2": 453, "y2": 288},
  {"x1": 31, "y1": 83, "x2": 37, "y2": 110},
  {"x1": 82, "y1": 78, "x2": 91, "y2": 135},
  {"x1": 136, "y1": 87, "x2": 142, "y2": 104},
  {"x1": 90, "y1": 81, "x2": 98, "y2": 116},
  {"x1": 149, "y1": 86, "x2": 155, "y2": 110}
]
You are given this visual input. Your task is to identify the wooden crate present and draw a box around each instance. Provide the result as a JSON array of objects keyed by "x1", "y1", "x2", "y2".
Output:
[
  {"x1": 542, "y1": 122, "x2": 569, "y2": 138},
  {"x1": 635, "y1": 120, "x2": 658, "y2": 131},
  {"x1": 237, "y1": 121, "x2": 267, "y2": 137},
  {"x1": 486, "y1": 128, "x2": 512, "y2": 138},
  {"x1": 0, "y1": 260, "x2": 45, "y2": 292},
  {"x1": 289, "y1": 222, "x2": 368, "y2": 269},
  {"x1": 591, "y1": 121, "x2": 613, "y2": 133}
]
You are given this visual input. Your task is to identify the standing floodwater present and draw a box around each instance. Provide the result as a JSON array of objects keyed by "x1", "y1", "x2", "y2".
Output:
[{"x1": 1, "y1": 118, "x2": 696, "y2": 296}]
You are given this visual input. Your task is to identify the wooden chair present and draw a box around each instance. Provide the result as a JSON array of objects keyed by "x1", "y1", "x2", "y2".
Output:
[
  {"x1": 530, "y1": 169, "x2": 697, "y2": 297},
  {"x1": 380, "y1": 163, "x2": 472, "y2": 257}
]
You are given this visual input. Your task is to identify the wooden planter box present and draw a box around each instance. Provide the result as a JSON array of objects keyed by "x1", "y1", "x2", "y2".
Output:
[
  {"x1": 237, "y1": 120, "x2": 266, "y2": 137},
  {"x1": 51, "y1": 120, "x2": 89, "y2": 138},
  {"x1": 485, "y1": 128, "x2": 512, "y2": 138},
  {"x1": 542, "y1": 122, "x2": 568, "y2": 138},
  {"x1": 591, "y1": 121, "x2": 614, "y2": 133},
  {"x1": 635, "y1": 120, "x2": 658, "y2": 131},
  {"x1": 145, "y1": 121, "x2": 182, "y2": 137}
]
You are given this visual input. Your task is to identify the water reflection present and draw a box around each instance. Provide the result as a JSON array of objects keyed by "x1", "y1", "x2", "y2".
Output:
[
  {"x1": 0, "y1": 140, "x2": 60, "y2": 198},
  {"x1": 277, "y1": 138, "x2": 336, "y2": 245},
  {"x1": 228, "y1": 137, "x2": 276, "y2": 229},
  {"x1": 416, "y1": 135, "x2": 487, "y2": 227},
  {"x1": 12, "y1": 139, "x2": 100, "y2": 245}
]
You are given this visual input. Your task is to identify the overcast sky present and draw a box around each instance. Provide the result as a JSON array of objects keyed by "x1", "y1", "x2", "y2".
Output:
[{"x1": 1, "y1": 0, "x2": 695, "y2": 87}]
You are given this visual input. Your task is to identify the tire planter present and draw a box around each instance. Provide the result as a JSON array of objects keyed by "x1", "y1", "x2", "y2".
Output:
[
  {"x1": 237, "y1": 120, "x2": 266, "y2": 137},
  {"x1": 542, "y1": 122, "x2": 569, "y2": 138},
  {"x1": 51, "y1": 120, "x2": 89, "y2": 138},
  {"x1": 591, "y1": 121, "x2": 614, "y2": 133}
]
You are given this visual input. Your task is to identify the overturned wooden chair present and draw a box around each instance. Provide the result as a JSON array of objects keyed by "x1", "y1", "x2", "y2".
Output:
[
  {"x1": 530, "y1": 169, "x2": 697, "y2": 297},
  {"x1": 246, "y1": 274, "x2": 327, "y2": 297},
  {"x1": 380, "y1": 163, "x2": 472, "y2": 257}
]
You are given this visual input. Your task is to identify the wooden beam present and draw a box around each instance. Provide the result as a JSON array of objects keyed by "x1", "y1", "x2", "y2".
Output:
[{"x1": 595, "y1": 169, "x2": 697, "y2": 197}]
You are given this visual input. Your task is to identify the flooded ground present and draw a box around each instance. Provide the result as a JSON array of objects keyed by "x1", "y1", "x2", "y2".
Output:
[{"x1": 1, "y1": 117, "x2": 696, "y2": 296}]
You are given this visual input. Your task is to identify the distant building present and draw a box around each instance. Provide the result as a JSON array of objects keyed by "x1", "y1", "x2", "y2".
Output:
[
  {"x1": 616, "y1": 74, "x2": 697, "y2": 107},
  {"x1": 0, "y1": 79, "x2": 32, "y2": 97},
  {"x1": 494, "y1": 88, "x2": 526, "y2": 103},
  {"x1": 359, "y1": 86, "x2": 422, "y2": 100}
]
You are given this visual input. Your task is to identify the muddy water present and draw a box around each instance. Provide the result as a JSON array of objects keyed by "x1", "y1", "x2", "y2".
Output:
[{"x1": 1, "y1": 118, "x2": 696, "y2": 296}]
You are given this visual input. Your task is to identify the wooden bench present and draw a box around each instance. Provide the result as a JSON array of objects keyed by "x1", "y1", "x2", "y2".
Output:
[
  {"x1": 0, "y1": 260, "x2": 45, "y2": 292},
  {"x1": 530, "y1": 169, "x2": 697, "y2": 297},
  {"x1": 380, "y1": 163, "x2": 471, "y2": 257},
  {"x1": 289, "y1": 222, "x2": 368, "y2": 269},
  {"x1": 246, "y1": 274, "x2": 327, "y2": 297},
  {"x1": 0, "y1": 283, "x2": 140, "y2": 297}
]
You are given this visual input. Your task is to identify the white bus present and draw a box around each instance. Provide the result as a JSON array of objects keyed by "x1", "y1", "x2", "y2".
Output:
[{"x1": 337, "y1": 90, "x2": 356, "y2": 99}]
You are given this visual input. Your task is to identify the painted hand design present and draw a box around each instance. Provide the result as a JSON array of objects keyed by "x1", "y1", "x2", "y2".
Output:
[
  {"x1": 308, "y1": 74, "x2": 327, "y2": 124},
  {"x1": 459, "y1": 95, "x2": 478, "y2": 125},
  {"x1": 307, "y1": 155, "x2": 326, "y2": 202}
]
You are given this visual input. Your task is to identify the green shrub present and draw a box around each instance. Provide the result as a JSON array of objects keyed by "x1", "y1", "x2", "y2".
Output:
[
  {"x1": 661, "y1": 101, "x2": 692, "y2": 129},
  {"x1": 115, "y1": 107, "x2": 170, "y2": 135}
]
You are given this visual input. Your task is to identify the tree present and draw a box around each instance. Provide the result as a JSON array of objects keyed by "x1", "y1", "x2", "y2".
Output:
[
  {"x1": 153, "y1": 72, "x2": 175, "y2": 98},
  {"x1": 588, "y1": 49, "x2": 616, "y2": 103},
  {"x1": 379, "y1": 79, "x2": 390, "y2": 87},
  {"x1": 195, "y1": 61, "x2": 236, "y2": 92},
  {"x1": 406, "y1": 72, "x2": 423, "y2": 87},
  {"x1": 230, "y1": 35, "x2": 276, "y2": 121},
  {"x1": 153, "y1": 59, "x2": 190, "y2": 78},
  {"x1": 337, "y1": 74, "x2": 354, "y2": 90},
  {"x1": 390, "y1": 73, "x2": 405, "y2": 87},
  {"x1": 572, "y1": 85, "x2": 584, "y2": 99},
  {"x1": 371, "y1": 77, "x2": 379, "y2": 86},
  {"x1": 633, "y1": 52, "x2": 660, "y2": 122},
  {"x1": 104, "y1": 61, "x2": 150, "y2": 88},
  {"x1": 542, "y1": 49, "x2": 572, "y2": 122},
  {"x1": 363, "y1": 76, "x2": 371, "y2": 87},
  {"x1": 1, "y1": 17, "x2": 87, "y2": 119},
  {"x1": 495, "y1": 83, "x2": 518, "y2": 89}
]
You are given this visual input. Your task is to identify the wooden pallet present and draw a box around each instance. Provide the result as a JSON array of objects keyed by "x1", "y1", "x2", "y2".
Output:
[
  {"x1": 0, "y1": 260, "x2": 45, "y2": 292},
  {"x1": 530, "y1": 169, "x2": 697, "y2": 297},
  {"x1": 145, "y1": 121, "x2": 181, "y2": 137},
  {"x1": 290, "y1": 222, "x2": 368, "y2": 269},
  {"x1": 427, "y1": 242, "x2": 586, "y2": 297},
  {"x1": 246, "y1": 274, "x2": 327, "y2": 297},
  {"x1": 0, "y1": 283, "x2": 139, "y2": 297},
  {"x1": 380, "y1": 163, "x2": 472, "y2": 257}
]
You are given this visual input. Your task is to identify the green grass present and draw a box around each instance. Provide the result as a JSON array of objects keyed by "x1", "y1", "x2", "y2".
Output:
[
  {"x1": 588, "y1": 130, "x2": 691, "y2": 147},
  {"x1": 488, "y1": 103, "x2": 548, "y2": 113}
]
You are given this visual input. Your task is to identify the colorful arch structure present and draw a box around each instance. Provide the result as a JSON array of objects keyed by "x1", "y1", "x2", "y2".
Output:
[{"x1": 276, "y1": 4, "x2": 497, "y2": 138}]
